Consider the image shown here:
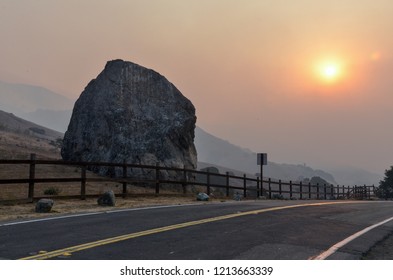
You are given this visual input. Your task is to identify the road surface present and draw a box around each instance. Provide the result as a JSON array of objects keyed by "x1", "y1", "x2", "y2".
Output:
[{"x1": 1, "y1": 200, "x2": 393, "y2": 260}]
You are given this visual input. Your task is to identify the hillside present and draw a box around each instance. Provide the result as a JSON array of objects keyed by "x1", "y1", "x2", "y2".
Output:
[
  {"x1": 21, "y1": 109, "x2": 72, "y2": 132},
  {"x1": 0, "y1": 80, "x2": 74, "y2": 132},
  {"x1": 195, "y1": 127, "x2": 337, "y2": 183},
  {"x1": 0, "y1": 110, "x2": 63, "y2": 159},
  {"x1": 0, "y1": 108, "x2": 338, "y2": 183},
  {"x1": 0, "y1": 79, "x2": 375, "y2": 185}
]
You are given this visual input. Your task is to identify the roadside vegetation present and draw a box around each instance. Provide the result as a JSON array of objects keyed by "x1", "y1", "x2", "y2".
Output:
[{"x1": 375, "y1": 166, "x2": 393, "y2": 199}]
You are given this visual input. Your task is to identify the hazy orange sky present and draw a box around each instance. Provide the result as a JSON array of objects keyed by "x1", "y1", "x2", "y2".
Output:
[{"x1": 1, "y1": 0, "x2": 393, "y2": 174}]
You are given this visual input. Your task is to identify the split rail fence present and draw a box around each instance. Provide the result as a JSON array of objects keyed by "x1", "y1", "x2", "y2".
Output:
[{"x1": 0, "y1": 154, "x2": 375, "y2": 202}]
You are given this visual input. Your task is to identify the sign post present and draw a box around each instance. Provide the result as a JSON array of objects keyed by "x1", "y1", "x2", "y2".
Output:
[{"x1": 257, "y1": 153, "x2": 267, "y2": 196}]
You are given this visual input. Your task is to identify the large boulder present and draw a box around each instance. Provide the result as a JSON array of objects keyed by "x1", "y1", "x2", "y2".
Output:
[{"x1": 61, "y1": 59, "x2": 197, "y2": 180}]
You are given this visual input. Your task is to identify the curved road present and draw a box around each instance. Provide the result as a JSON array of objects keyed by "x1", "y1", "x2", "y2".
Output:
[{"x1": 1, "y1": 200, "x2": 393, "y2": 260}]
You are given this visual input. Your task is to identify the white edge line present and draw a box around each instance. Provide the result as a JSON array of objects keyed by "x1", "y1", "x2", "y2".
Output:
[
  {"x1": 0, "y1": 201, "x2": 251, "y2": 227},
  {"x1": 0, "y1": 200, "x2": 380, "y2": 228},
  {"x1": 312, "y1": 216, "x2": 393, "y2": 260},
  {"x1": 0, "y1": 212, "x2": 102, "y2": 227},
  {"x1": 0, "y1": 203, "x2": 200, "y2": 227},
  {"x1": 104, "y1": 203, "x2": 198, "y2": 214}
]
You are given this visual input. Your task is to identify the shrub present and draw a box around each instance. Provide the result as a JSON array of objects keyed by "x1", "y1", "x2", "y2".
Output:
[
  {"x1": 44, "y1": 187, "x2": 61, "y2": 196},
  {"x1": 376, "y1": 166, "x2": 393, "y2": 199},
  {"x1": 272, "y1": 194, "x2": 284, "y2": 200}
]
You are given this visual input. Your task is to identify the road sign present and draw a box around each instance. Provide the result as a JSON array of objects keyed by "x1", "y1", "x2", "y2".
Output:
[{"x1": 257, "y1": 153, "x2": 267, "y2": 165}]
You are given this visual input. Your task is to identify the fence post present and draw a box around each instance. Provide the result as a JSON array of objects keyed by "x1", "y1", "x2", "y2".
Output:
[
  {"x1": 206, "y1": 171, "x2": 210, "y2": 195},
  {"x1": 243, "y1": 174, "x2": 247, "y2": 198},
  {"x1": 324, "y1": 184, "x2": 327, "y2": 200},
  {"x1": 268, "y1": 178, "x2": 272, "y2": 199},
  {"x1": 289, "y1": 180, "x2": 293, "y2": 199},
  {"x1": 366, "y1": 185, "x2": 369, "y2": 198},
  {"x1": 279, "y1": 179, "x2": 282, "y2": 195},
  {"x1": 81, "y1": 165, "x2": 86, "y2": 200},
  {"x1": 363, "y1": 184, "x2": 366, "y2": 199},
  {"x1": 122, "y1": 160, "x2": 127, "y2": 198},
  {"x1": 299, "y1": 181, "x2": 303, "y2": 200},
  {"x1": 257, "y1": 176, "x2": 260, "y2": 197},
  {"x1": 260, "y1": 177, "x2": 263, "y2": 197},
  {"x1": 155, "y1": 163, "x2": 160, "y2": 194},
  {"x1": 28, "y1": 153, "x2": 36, "y2": 201},
  {"x1": 316, "y1": 183, "x2": 320, "y2": 199},
  {"x1": 182, "y1": 165, "x2": 187, "y2": 194},
  {"x1": 226, "y1": 172, "x2": 230, "y2": 197},
  {"x1": 308, "y1": 182, "x2": 311, "y2": 199}
]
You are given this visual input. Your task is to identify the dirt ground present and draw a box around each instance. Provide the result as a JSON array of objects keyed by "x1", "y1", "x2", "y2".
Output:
[{"x1": 0, "y1": 195, "x2": 226, "y2": 222}]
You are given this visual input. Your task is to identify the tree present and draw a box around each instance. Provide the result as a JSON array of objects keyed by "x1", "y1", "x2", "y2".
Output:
[
  {"x1": 309, "y1": 176, "x2": 330, "y2": 186},
  {"x1": 376, "y1": 166, "x2": 393, "y2": 199}
]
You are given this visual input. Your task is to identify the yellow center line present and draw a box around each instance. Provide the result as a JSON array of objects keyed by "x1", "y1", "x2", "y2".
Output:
[{"x1": 19, "y1": 201, "x2": 368, "y2": 260}]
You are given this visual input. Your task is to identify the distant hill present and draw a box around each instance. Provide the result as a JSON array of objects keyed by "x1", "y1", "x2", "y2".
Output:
[
  {"x1": 0, "y1": 110, "x2": 63, "y2": 141},
  {"x1": 1, "y1": 80, "x2": 377, "y2": 185},
  {"x1": 0, "y1": 110, "x2": 63, "y2": 159},
  {"x1": 326, "y1": 167, "x2": 381, "y2": 186},
  {"x1": 0, "y1": 80, "x2": 73, "y2": 132},
  {"x1": 195, "y1": 127, "x2": 337, "y2": 184},
  {"x1": 0, "y1": 108, "x2": 337, "y2": 183},
  {"x1": 21, "y1": 109, "x2": 72, "y2": 132},
  {"x1": 0, "y1": 80, "x2": 74, "y2": 113}
]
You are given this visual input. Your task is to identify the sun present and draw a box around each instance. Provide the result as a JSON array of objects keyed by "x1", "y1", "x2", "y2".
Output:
[
  {"x1": 313, "y1": 60, "x2": 345, "y2": 85},
  {"x1": 323, "y1": 65, "x2": 338, "y2": 79}
]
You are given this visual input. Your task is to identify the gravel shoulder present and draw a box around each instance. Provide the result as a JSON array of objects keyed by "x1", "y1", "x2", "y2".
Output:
[{"x1": 0, "y1": 195, "x2": 219, "y2": 223}]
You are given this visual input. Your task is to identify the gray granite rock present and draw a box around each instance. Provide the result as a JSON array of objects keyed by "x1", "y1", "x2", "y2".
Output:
[
  {"x1": 233, "y1": 192, "x2": 243, "y2": 201},
  {"x1": 196, "y1": 192, "x2": 209, "y2": 201},
  {"x1": 35, "y1": 199, "x2": 54, "y2": 213},
  {"x1": 61, "y1": 59, "x2": 197, "y2": 181},
  {"x1": 97, "y1": 190, "x2": 116, "y2": 206}
]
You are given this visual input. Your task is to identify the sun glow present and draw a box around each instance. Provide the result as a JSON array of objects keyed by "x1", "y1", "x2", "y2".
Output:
[
  {"x1": 313, "y1": 59, "x2": 346, "y2": 85},
  {"x1": 323, "y1": 65, "x2": 338, "y2": 79}
]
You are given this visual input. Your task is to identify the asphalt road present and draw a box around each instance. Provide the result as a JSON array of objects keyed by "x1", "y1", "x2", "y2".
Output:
[{"x1": 1, "y1": 200, "x2": 393, "y2": 260}]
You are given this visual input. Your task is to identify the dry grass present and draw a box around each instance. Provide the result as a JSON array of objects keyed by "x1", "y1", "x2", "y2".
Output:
[
  {"x1": 0, "y1": 195, "x2": 225, "y2": 222},
  {"x1": 0, "y1": 129, "x2": 162, "y2": 200},
  {"x1": 0, "y1": 129, "x2": 226, "y2": 223},
  {"x1": 0, "y1": 130, "x2": 61, "y2": 160}
]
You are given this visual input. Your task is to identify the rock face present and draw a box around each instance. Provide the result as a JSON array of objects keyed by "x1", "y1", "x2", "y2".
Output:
[{"x1": 61, "y1": 59, "x2": 197, "y2": 179}]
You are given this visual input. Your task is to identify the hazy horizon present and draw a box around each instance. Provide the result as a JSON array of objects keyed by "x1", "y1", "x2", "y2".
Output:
[{"x1": 1, "y1": 0, "x2": 393, "y2": 175}]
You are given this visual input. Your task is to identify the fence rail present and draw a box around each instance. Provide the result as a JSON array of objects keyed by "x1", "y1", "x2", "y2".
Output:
[{"x1": 0, "y1": 154, "x2": 376, "y2": 202}]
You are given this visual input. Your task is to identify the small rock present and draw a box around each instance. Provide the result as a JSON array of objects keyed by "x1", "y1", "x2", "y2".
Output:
[
  {"x1": 196, "y1": 192, "x2": 209, "y2": 201},
  {"x1": 35, "y1": 199, "x2": 54, "y2": 213},
  {"x1": 97, "y1": 190, "x2": 116, "y2": 206},
  {"x1": 233, "y1": 192, "x2": 242, "y2": 201}
]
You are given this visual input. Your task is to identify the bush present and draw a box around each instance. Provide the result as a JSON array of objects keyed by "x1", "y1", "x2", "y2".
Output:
[
  {"x1": 44, "y1": 187, "x2": 61, "y2": 196},
  {"x1": 272, "y1": 194, "x2": 284, "y2": 200},
  {"x1": 376, "y1": 166, "x2": 393, "y2": 199}
]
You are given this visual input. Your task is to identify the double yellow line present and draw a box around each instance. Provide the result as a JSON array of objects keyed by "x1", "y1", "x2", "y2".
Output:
[{"x1": 19, "y1": 201, "x2": 364, "y2": 260}]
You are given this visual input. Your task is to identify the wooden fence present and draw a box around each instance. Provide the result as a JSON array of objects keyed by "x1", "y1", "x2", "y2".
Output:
[{"x1": 0, "y1": 154, "x2": 376, "y2": 202}]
